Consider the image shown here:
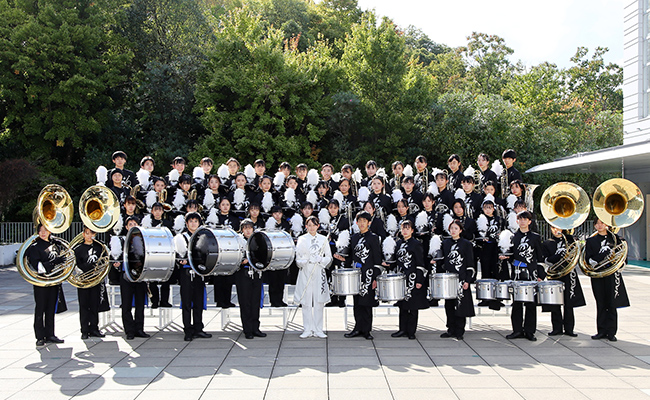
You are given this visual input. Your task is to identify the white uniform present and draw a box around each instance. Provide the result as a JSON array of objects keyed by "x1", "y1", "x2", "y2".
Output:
[{"x1": 294, "y1": 232, "x2": 332, "y2": 337}]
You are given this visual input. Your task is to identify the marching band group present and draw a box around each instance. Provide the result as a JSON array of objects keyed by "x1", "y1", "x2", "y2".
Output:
[{"x1": 23, "y1": 149, "x2": 633, "y2": 347}]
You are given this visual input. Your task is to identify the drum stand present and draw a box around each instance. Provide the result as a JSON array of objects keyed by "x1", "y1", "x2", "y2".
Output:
[
  {"x1": 155, "y1": 285, "x2": 174, "y2": 330},
  {"x1": 99, "y1": 284, "x2": 119, "y2": 330}
]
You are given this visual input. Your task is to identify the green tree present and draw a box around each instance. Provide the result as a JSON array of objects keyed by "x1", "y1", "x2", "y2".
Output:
[
  {"x1": 461, "y1": 32, "x2": 517, "y2": 95},
  {"x1": 566, "y1": 46, "x2": 623, "y2": 113}
]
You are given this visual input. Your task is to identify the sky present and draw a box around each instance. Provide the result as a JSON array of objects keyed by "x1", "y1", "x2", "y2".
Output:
[{"x1": 355, "y1": 0, "x2": 626, "y2": 69}]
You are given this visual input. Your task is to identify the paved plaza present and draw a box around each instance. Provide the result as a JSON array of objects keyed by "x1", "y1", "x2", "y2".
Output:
[{"x1": 0, "y1": 264, "x2": 649, "y2": 400}]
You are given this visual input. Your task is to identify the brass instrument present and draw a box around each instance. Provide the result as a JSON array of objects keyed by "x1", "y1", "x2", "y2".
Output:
[
  {"x1": 67, "y1": 236, "x2": 111, "y2": 288},
  {"x1": 500, "y1": 170, "x2": 508, "y2": 198},
  {"x1": 523, "y1": 183, "x2": 539, "y2": 212},
  {"x1": 16, "y1": 185, "x2": 76, "y2": 286},
  {"x1": 158, "y1": 189, "x2": 173, "y2": 212},
  {"x1": 472, "y1": 168, "x2": 482, "y2": 194},
  {"x1": 579, "y1": 178, "x2": 644, "y2": 278}
]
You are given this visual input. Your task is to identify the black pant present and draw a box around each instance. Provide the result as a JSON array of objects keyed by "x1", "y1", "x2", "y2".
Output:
[
  {"x1": 33, "y1": 285, "x2": 59, "y2": 340},
  {"x1": 78, "y1": 285, "x2": 100, "y2": 334},
  {"x1": 398, "y1": 304, "x2": 418, "y2": 335},
  {"x1": 352, "y1": 296, "x2": 373, "y2": 334},
  {"x1": 264, "y1": 269, "x2": 286, "y2": 306},
  {"x1": 179, "y1": 269, "x2": 205, "y2": 335},
  {"x1": 213, "y1": 275, "x2": 235, "y2": 306},
  {"x1": 444, "y1": 299, "x2": 466, "y2": 336},
  {"x1": 511, "y1": 301, "x2": 537, "y2": 334},
  {"x1": 120, "y1": 275, "x2": 146, "y2": 335},
  {"x1": 549, "y1": 304, "x2": 575, "y2": 333},
  {"x1": 592, "y1": 277, "x2": 618, "y2": 336},
  {"x1": 235, "y1": 268, "x2": 262, "y2": 335},
  {"x1": 480, "y1": 241, "x2": 498, "y2": 279},
  {"x1": 149, "y1": 282, "x2": 170, "y2": 307}
]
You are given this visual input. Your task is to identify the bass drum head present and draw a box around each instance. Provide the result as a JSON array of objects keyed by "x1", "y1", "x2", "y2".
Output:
[
  {"x1": 124, "y1": 227, "x2": 175, "y2": 283},
  {"x1": 247, "y1": 231, "x2": 273, "y2": 270},
  {"x1": 189, "y1": 227, "x2": 243, "y2": 276},
  {"x1": 246, "y1": 230, "x2": 295, "y2": 271},
  {"x1": 124, "y1": 227, "x2": 145, "y2": 282}
]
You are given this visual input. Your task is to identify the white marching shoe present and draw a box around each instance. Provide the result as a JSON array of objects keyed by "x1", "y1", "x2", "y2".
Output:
[
  {"x1": 299, "y1": 331, "x2": 313, "y2": 339},
  {"x1": 313, "y1": 331, "x2": 327, "y2": 338}
]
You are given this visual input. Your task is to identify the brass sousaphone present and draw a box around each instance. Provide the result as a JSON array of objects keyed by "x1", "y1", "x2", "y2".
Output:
[
  {"x1": 540, "y1": 182, "x2": 590, "y2": 279},
  {"x1": 16, "y1": 185, "x2": 76, "y2": 286},
  {"x1": 67, "y1": 185, "x2": 121, "y2": 288},
  {"x1": 579, "y1": 178, "x2": 644, "y2": 278}
]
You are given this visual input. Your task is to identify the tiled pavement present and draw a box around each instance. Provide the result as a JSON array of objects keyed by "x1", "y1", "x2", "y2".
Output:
[{"x1": 1, "y1": 265, "x2": 649, "y2": 399}]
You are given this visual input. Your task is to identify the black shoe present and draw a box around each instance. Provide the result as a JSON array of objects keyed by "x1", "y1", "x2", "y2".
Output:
[
  {"x1": 46, "y1": 336, "x2": 64, "y2": 344},
  {"x1": 159, "y1": 302, "x2": 173, "y2": 308},
  {"x1": 89, "y1": 330, "x2": 105, "y2": 338},
  {"x1": 216, "y1": 303, "x2": 230, "y2": 309},
  {"x1": 429, "y1": 299, "x2": 439, "y2": 307},
  {"x1": 253, "y1": 330, "x2": 267, "y2": 338},
  {"x1": 364, "y1": 333, "x2": 374, "y2": 340},
  {"x1": 344, "y1": 330, "x2": 361, "y2": 338},
  {"x1": 193, "y1": 331, "x2": 212, "y2": 339},
  {"x1": 607, "y1": 334, "x2": 617, "y2": 342},
  {"x1": 325, "y1": 301, "x2": 338, "y2": 307},
  {"x1": 591, "y1": 333, "x2": 606, "y2": 340},
  {"x1": 456, "y1": 335, "x2": 464, "y2": 341},
  {"x1": 440, "y1": 332, "x2": 454, "y2": 338},
  {"x1": 81, "y1": 333, "x2": 89, "y2": 340},
  {"x1": 564, "y1": 332, "x2": 578, "y2": 337},
  {"x1": 548, "y1": 330, "x2": 563, "y2": 336},
  {"x1": 506, "y1": 332, "x2": 524, "y2": 340},
  {"x1": 226, "y1": 302, "x2": 236, "y2": 308},
  {"x1": 524, "y1": 332, "x2": 537, "y2": 342},
  {"x1": 126, "y1": 333, "x2": 135, "y2": 340},
  {"x1": 36, "y1": 339, "x2": 45, "y2": 346},
  {"x1": 391, "y1": 331, "x2": 407, "y2": 338},
  {"x1": 338, "y1": 302, "x2": 346, "y2": 308},
  {"x1": 135, "y1": 330, "x2": 150, "y2": 338},
  {"x1": 245, "y1": 333, "x2": 254, "y2": 339},
  {"x1": 477, "y1": 301, "x2": 489, "y2": 306},
  {"x1": 151, "y1": 304, "x2": 159, "y2": 309},
  {"x1": 408, "y1": 335, "x2": 416, "y2": 340},
  {"x1": 184, "y1": 334, "x2": 193, "y2": 342}
]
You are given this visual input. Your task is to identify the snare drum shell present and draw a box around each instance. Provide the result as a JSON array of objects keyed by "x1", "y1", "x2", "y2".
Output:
[
  {"x1": 475, "y1": 279, "x2": 498, "y2": 301},
  {"x1": 430, "y1": 273, "x2": 459, "y2": 299},
  {"x1": 124, "y1": 227, "x2": 176, "y2": 283},
  {"x1": 332, "y1": 268, "x2": 361, "y2": 296},
  {"x1": 512, "y1": 281, "x2": 537, "y2": 303},
  {"x1": 537, "y1": 281, "x2": 564, "y2": 305},
  {"x1": 496, "y1": 281, "x2": 513, "y2": 301},
  {"x1": 376, "y1": 273, "x2": 406, "y2": 301}
]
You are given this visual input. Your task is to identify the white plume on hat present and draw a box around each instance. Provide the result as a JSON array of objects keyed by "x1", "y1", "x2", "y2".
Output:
[
  {"x1": 506, "y1": 194, "x2": 517, "y2": 210},
  {"x1": 146, "y1": 191, "x2": 157, "y2": 209},
  {"x1": 203, "y1": 189, "x2": 215, "y2": 209},
  {"x1": 291, "y1": 215, "x2": 303, "y2": 236},
  {"x1": 168, "y1": 169, "x2": 180, "y2": 183},
  {"x1": 217, "y1": 164, "x2": 229, "y2": 181},
  {"x1": 233, "y1": 188, "x2": 245, "y2": 205},
  {"x1": 96, "y1": 166, "x2": 108, "y2": 185},
  {"x1": 112, "y1": 216, "x2": 123, "y2": 236},
  {"x1": 483, "y1": 193, "x2": 495, "y2": 205},
  {"x1": 429, "y1": 234, "x2": 442, "y2": 258},
  {"x1": 358, "y1": 187, "x2": 370, "y2": 203},
  {"x1": 266, "y1": 218, "x2": 277, "y2": 230},
  {"x1": 174, "y1": 234, "x2": 187, "y2": 258},
  {"x1": 306, "y1": 190, "x2": 317, "y2": 206},
  {"x1": 318, "y1": 208, "x2": 330, "y2": 225},
  {"x1": 351, "y1": 219, "x2": 360, "y2": 233},
  {"x1": 428, "y1": 182, "x2": 439, "y2": 196},
  {"x1": 193, "y1": 167, "x2": 204, "y2": 181},
  {"x1": 352, "y1": 168, "x2": 362, "y2": 183},
  {"x1": 141, "y1": 215, "x2": 152, "y2": 228},
  {"x1": 273, "y1": 172, "x2": 285, "y2": 190},
  {"x1": 333, "y1": 190, "x2": 344, "y2": 205},
  {"x1": 307, "y1": 169, "x2": 319, "y2": 189},
  {"x1": 508, "y1": 212, "x2": 518, "y2": 233},
  {"x1": 382, "y1": 236, "x2": 396, "y2": 258},
  {"x1": 244, "y1": 164, "x2": 255, "y2": 181},
  {"x1": 477, "y1": 214, "x2": 488, "y2": 235},
  {"x1": 173, "y1": 215, "x2": 185, "y2": 233},
  {"x1": 262, "y1": 192, "x2": 274, "y2": 213},
  {"x1": 415, "y1": 211, "x2": 428, "y2": 231},
  {"x1": 137, "y1": 169, "x2": 150, "y2": 190},
  {"x1": 173, "y1": 190, "x2": 185, "y2": 210},
  {"x1": 206, "y1": 208, "x2": 219, "y2": 226},
  {"x1": 336, "y1": 230, "x2": 350, "y2": 250},
  {"x1": 443, "y1": 213, "x2": 453, "y2": 234},
  {"x1": 376, "y1": 167, "x2": 386, "y2": 178},
  {"x1": 403, "y1": 165, "x2": 414, "y2": 177},
  {"x1": 431, "y1": 167, "x2": 443, "y2": 177},
  {"x1": 499, "y1": 230, "x2": 514, "y2": 254},
  {"x1": 463, "y1": 165, "x2": 476, "y2": 178},
  {"x1": 332, "y1": 172, "x2": 341, "y2": 183},
  {"x1": 110, "y1": 236, "x2": 122, "y2": 259},
  {"x1": 455, "y1": 188, "x2": 465, "y2": 200},
  {"x1": 284, "y1": 187, "x2": 296, "y2": 204},
  {"x1": 491, "y1": 160, "x2": 504, "y2": 177},
  {"x1": 392, "y1": 189, "x2": 403, "y2": 203},
  {"x1": 386, "y1": 214, "x2": 398, "y2": 235}
]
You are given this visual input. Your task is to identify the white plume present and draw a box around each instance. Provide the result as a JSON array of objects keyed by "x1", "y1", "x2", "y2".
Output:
[
  {"x1": 477, "y1": 214, "x2": 488, "y2": 234},
  {"x1": 427, "y1": 182, "x2": 439, "y2": 196},
  {"x1": 463, "y1": 165, "x2": 476, "y2": 178},
  {"x1": 110, "y1": 236, "x2": 122, "y2": 259},
  {"x1": 333, "y1": 190, "x2": 344, "y2": 205},
  {"x1": 352, "y1": 168, "x2": 362, "y2": 183},
  {"x1": 499, "y1": 230, "x2": 514, "y2": 254},
  {"x1": 146, "y1": 191, "x2": 157, "y2": 209},
  {"x1": 415, "y1": 211, "x2": 428, "y2": 231},
  {"x1": 262, "y1": 192, "x2": 274, "y2": 213},
  {"x1": 376, "y1": 167, "x2": 386, "y2": 178},
  {"x1": 336, "y1": 230, "x2": 350, "y2": 249},
  {"x1": 206, "y1": 208, "x2": 219, "y2": 226},
  {"x1": 266, "y1": 218, "x2": 277, "y2": 230},
  {"x1": 382, "y1": 236, "x2": 396, "y2": 258},
  {"x1": 483, "y1": 193, "x2": 495, "y2": 205},
  {"x1": 491, "y1": 160, "x2": 504, "y2": 177},
  {"x1": 443, "y1": 213, "x2": 453, "y2": 234},
  {"x1": 307, "y1": 169, "x2": 319, "y2": 189},
  {"x1": 234, "y1": 188, "x2": 245, "y2": 205},
  {"x1": 193, "y1": 167, "x2": 204, "y2": 181},
  {"x1": 403, "y1": 165, "x2": 413, "y2": 177},
  {"x1": 112, "y1": 217, "x2": 123, "y2": 236},
  {"x1": 168, "y1": 169, "x2": 180, "y2": 183},
  {"x1": 173, "y1": 215, "x2": 185, "y2": 233},
  {"x1": 174, "y1": 234, "x2": 187, "y2": 258},
  {"x1": 392, "y1": 189, "x2": 403, "y2": 203},
  {"x1": 137, "y1": 169, "x2": 150, "y2": 190},
  {"x1": 244, "y1": 164, "x2": 255, "y2": 181},
  {"x1": 508, "y1": 212, "x2": 518, "y2": 233},
  {"x1": 386, "y1": 214, "x2": 398, "y2": 235},
  {"x1": 506, "y1": 194, "x2": 517, "y2": 210},
  {"x1": 284, "y1": 187, "x2": 296, "y2": 204},
  {"x1": 217, "y1": 164, "x2": 229, "y2": 181},
  {"x1": 306, "y1": 190, "x2": 317, "y2": 206},
  {"x1": 96, "y1": 166, "x2": 108, "y2": 185},
  {"x1": 318, "y1": 208, "x2": 330, "y2": 225},
  {"x1": 332, "y1": 172, "x2": 341, "y2": 183},
  {"x1": 358, "y1": 187, "x2": 370, "y2": 202},
  {"x1": 429, "y1": 235, "x2": 442, "y2": 258},
  {"x1": 431, "y1": 167, "x2": 443, "y2": 178},
  {"x1": 142, "y1": 214, "x2": 152, "y2": 228},
  {"x1": 455, "y1": 188, "x2": 465, "y2": 200},
  {"x1": 273, "y1": 171, "x2": 285, "y2": 190},
  {"x1": 203, "y1": 189, "x2": 215, "y2": 209},
  {"x1": 351, "y1": 219, "x2": 360, "y2": 233},
  {"x1": 173, "y1": 189, "x2": 185, "y2": 210},
  {"x1": 291, "y1": 215, "x2": 303, "y2": 235}
]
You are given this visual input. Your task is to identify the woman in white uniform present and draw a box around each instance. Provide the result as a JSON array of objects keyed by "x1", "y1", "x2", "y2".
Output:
[{"x1": 294, "y1": 216, "x2": 332, "y2": 338}]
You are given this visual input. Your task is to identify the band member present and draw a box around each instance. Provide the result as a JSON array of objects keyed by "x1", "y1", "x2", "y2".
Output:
[
  {"x1": 234, "y1": 219, "x2": 266, "y2": 339},
  {"x1": 166, "y1": 156, "x2": 186, "y2": 187},
  {"x1": 323, "y1": 200, "x2": 350, "y2": 307},
  {"x1": 341, "y1": 164, "x2": 359, "y2": 197},
  {"x1": 177, "y1": 212, "x2": 212, "y2": 341},
  {"x1": 513, "y1": 199, "x2": 538, "y2": 233},
  {"x1": 295, "y1": 216, "x2": 332, "y2": 338},
  {"x1": 400, "y1": 176, "x2": 422, "y2": 214},
  {"x1": 108, "y1": 151, "x2": 137, "y2": 189},
  {"x1": 283, "y1": 175, "x2": 306, "y2": 218},
  {"x1": 201, "y1": 174, "x2": 223, "y2": 215},
  {"x1": 477, "y1": 199, "x2": 504, "y2": 280},
  {"x1": 502, "y1": 149, "x2": 522, "y2": 189},
  {"x1": 117, "y1": 196, "x2": 142, "y2": 236},
  {"x1": 336, "y1": 178, "x2": 358, "y2": 219},
  {"x1": 389, "y1": 161, "x2": 405, "y2": 191},
  {"x1": 361, "y1": 201, "x2": 388, "y2": 238},
  {"x1": 414, "y1": 155, "x2": 434, "y2": 192},
  {"x1": 437, "y1": 219, "x2": 475, "y2": 340},
  {"x1": 145, "y1": 202, "x2": 174, "y2": 309},
  {"x1": 584, "y1": 218, "x2": 630, "y2": 342},
  {"x1": 542, "y1": 227, "x2": 585, "y2": 337},
  {"x1": 27, "y1": 224, "x2": 66, "y2": 346},
  {"x1": 477, "y1": 153, "x2": 498, "y2": 193},
  {"x1": 120, "y1": 216, "x2": 150, "y2": 340},
  {"x1": 506, "y1": 180, "x2": 526, "y2": 213},
  {"x1": 229, "y1": 172, "x2": 253, "y2": 218},
  {"x1": 265, "y1": 206, "x2": 290, "y2": 307},
  {"x1": 211, "y1": 197, "x2": 239, "y2": 308},
  {"x1": 279, "y1": 161, "x2": 292, "y2": 179},
  {"x1": 368, "y1": 177, "x2": 392, "y2": 220},
  {"x1": 109, "y1": 169, "x2": 129, "y2": 205},
  {"x1": 251, "y1": 159, "x2": 266, "y2": 190},
  {"x1": 247, "y1": 203, "x2": 266, "y2": 229},
  {"x1": 394, "y1": 199, "x2": 415, "y2": 239},
  {"x1": 340, "y1": 212, "x2": 382, "y2": 340},
  {"x1": 460, "y1": 176, "x2": 482, "y2": 219},
  {"x1": 197, "y1": 157, "x2": 214, "y2": 185},
  {"x1": 222, "y1": 157, "x2": 241, "y2": 192},
  {"x1": 321, "y1": 163, "x2": 339, "y2": 192},
  {"x1": 361, "y1": 160, "x2": 385, "y2": 189},
  {"x1": 295, "y1": 163, "x2": 308, "y2": 195},
  {"x1": 433, "y1": 171, "x2": 455, "y2": 215},
  {"x1": 74, "y1": 226, "x2": 106, "y2": 339},
  {"x1": 314, "y1": 181, "x2": 331, "y2": 212},
  {"x1": 447, "y1": 154, "x2": 463, "y2": 190},
  {"x1": 501, "y1": 211, "x2": 544, "y2": 341},
  {"x1": 389, "y1": 220, "x2": 429, "y2": 340}
]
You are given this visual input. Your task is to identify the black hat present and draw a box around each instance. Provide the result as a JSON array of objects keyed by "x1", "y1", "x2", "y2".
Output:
[
  {"x1": 179, "y1": 174, "x2": 192, "y2": 184},
  {"x1": 270, "y1": 205, "x2": 283, "y2": 214},
  {"x1": 109, "y1": 168, "x2": 124, "y2": 179},
  {"x1": 125, "y1": 215, "x2": 140, "y2": 225},
  {"x1": 356, "y1": 211, "x2": 372, "y2": 222},
  {"x1": 502, "y1": 149, "x2": 517, "y2": 159},
  {"x1": 151, "y1": 201, "x2": 164, "y2": 210},
  {"x1": 482, "y1": 199, "x2": 495, "y2": 207},
  {"x1": 172, "y1": 156, "x2": 185, "y2": 165},
  {"x1": 185, "y1": 212, "x2": 202, "y2": 224},
  {"x1": 241, "y1": 218, "x2": 255, "y2": 228},
  {"x1": 140, "y1": 156, "x2": 154, "y2": 167},
  {"x1": 112, "y1": 151, "x2": 127, "y2": 160}
]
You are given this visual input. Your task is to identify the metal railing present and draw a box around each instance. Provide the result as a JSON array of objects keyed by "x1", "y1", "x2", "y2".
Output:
[
  {"x1": 1, "y1": 222, "x2": 107, "y2": 244},
  {"x1": 537, "y1": 219, "x2": 594, "y2": 241}
]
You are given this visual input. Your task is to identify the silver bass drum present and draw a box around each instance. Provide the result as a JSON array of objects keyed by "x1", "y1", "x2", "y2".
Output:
[
  {"x1": 124, "y1": 227, "x2": 175, "y2": 283},
  {"x1": 247, "y1": 230, "x2": 295, "y2": 271},
  {"x1": 537, "y1": 281, "x2": 564, "y2": 305},
  {"x1": 331, "y1": 268, "x2": 361, "y2": 296},
  {"x1": 376, "y1": 273, "x2": 405, "y2": 301},
  {"x1": 188, "y1": 227, "x2": 244, "y2": 276}
]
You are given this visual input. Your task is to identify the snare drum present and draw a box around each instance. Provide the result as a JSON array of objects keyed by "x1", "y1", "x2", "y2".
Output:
[
  {"x1": 496, "y1": 280, "x2": 513, "y2": 301},
  {"x1": 247, "y1": 230, "x2": 295, "y2": 271},
  {"x1": 376, "y1": 273, "x2": 406, "y2": 301},
  {"x1": 188, "y1": 227, "x2": 244, "y2": 276},
  {"x1": 331, "y1": 268, "x2": 361, "y2": 296},
  {"x1": 512, "y1": 281, "x2": 537, "y2": 303},
  {"x1": 124, "y1": 227, "x2": 175, "y2": 283},
  {"x1": 430, "y1": 273, "x2": 459, "y2": 299},
  {"x1": 475, "y1": 279, "x2": 498, "y2": 301},
  {"x1": 537, "y1": 281, "x2": 564, "y2": 305}
]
